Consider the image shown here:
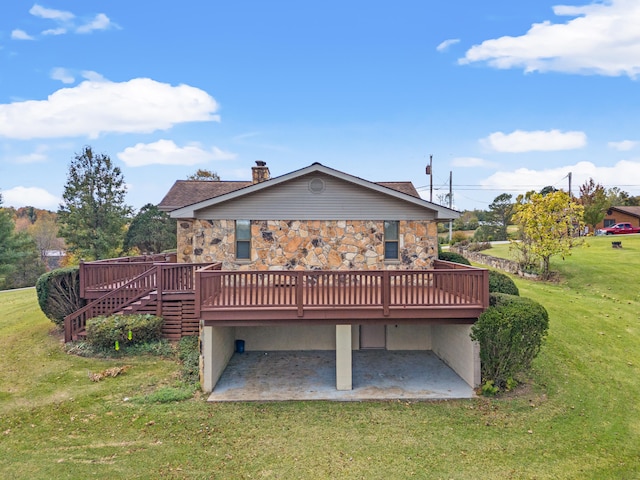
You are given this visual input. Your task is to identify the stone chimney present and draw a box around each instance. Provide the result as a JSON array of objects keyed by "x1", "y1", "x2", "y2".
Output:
[{"x1": 252, "y1": 160, "x2": 270, "y2": 184}]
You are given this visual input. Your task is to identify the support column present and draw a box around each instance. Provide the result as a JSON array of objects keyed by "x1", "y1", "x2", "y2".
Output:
[
  {"x1": 336, "y1": 324, "x2": 352, "y2": 390},
  {"x1": 200, "y1": 323, "x2": 214, "y2": 393}
]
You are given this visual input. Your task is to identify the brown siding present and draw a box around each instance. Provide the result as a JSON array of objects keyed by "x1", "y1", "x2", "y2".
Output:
[{"x1": 596, "y1": 210, "x2": 640, "y2": 229}]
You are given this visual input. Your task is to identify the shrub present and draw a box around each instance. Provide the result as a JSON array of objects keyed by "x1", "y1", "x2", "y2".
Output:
[
  {"x1": 35, "y1": 267, "x2": 83, "y2": 327},
  {"x1": 438, "y1": 251, "x2": 471, "y2": 265},
  {"x1": 467, "y1": 241, "x2": 492, "y2": 252},
  {"x1": 450, "y1": 231, "x2": 468, "y2": 245},
  {"x1": 85, "y1": 314, "x2": 164, "y2": 350},
  {"x1": 471, "y1": 293, "x2": 549, "y2": 391},
  {"x1": 488, "y1": 270, "x2": 520, "y2": 296},
  {"x1": 178, "y1": 335, "x2": 200, "y2": 385}
]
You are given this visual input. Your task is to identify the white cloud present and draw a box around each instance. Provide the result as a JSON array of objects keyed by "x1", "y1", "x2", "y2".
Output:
[
  {"x1": 436, "y1": 38, "x2": 460, "y2": 52},
  {"x1": 50, "y1": 67, "x2": 75, "y2": 84},
  {"x1": 460, "y1": 0, "x2": 640, "y2": 78},
  {"x1": 481, "y1": 160, "x2": 640, "y2": 197},
  {"x1": 42, "y1": 28, "x2": 67, "y2": 36},
  {"x1": 0, "y1": 77, "x2": 220, "y2": 139},
  {"x1": 451, "y1": 156, "x2": 495, "y2": 168},
  {"x1": 11, "y1": 29, "x2": 35, "y2": 40},
  {"x1": 609, "y1": 140, "x2": 638, "y2": 151},
  {"x1": 117, "y1": 140, "x2": 237, "y2": 167},
  {"x1": 76, "y1": 13, "x2": 114, "y2": 33},
  {"x1": 81, "y1": 70, "x2": 105, "y2": 82},
  {"x1": 482, "y1": 129, "x2": 587, "y2": 153},
  {"x1": 2, "y1": 186, "x2": 60, "y2": 209},
  {"x1": 29, "y1": 4, "x2": 75, "y2": 22},
  {"x1": 10, "y1": 144, "x2": 52, "y2": 164}
]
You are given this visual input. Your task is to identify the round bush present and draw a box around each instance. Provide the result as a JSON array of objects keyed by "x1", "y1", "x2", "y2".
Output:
[
  {"x1": 488, "y1": 270, "x2": 520, "y2": 296},
  {"x1": 471, "y1": 293, "x2": 549, "y2": 390},
  {"x1": 86, "y1": 314, "x2": 164, "y2": 350},
  {"x1": 36, "y1": 267, "x2": 83, "y2": 327},
  {"x1": 438, "y1": 251, "x2": 471, "y2": 265}
]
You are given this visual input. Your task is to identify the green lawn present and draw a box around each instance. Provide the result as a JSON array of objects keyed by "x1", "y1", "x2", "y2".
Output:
[{"x1": 1, "y1": 236, "x2": 640, "y2": 479}]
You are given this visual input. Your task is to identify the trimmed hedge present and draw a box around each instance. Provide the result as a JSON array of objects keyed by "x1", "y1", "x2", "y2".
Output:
[
  {"x1": 35, "y1": 267, "x2": 83, "y2": 327},
  {"x1": 471, "y1": 293, "x2": 549, "y2": 391},
  {"x1": 438, "y1": 251, "x2": 471, "y2": 265},
  {"x1": 85, "y1": 314, "x2": 164, "y2": 350},
  {"x1": 488, "y1": 270, "x2": 520, "y2": 296}
]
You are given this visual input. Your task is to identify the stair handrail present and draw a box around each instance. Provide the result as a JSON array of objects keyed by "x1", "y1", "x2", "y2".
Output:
[{"x1": 64, "y1": 266, "x2": 159, "y2": 342}]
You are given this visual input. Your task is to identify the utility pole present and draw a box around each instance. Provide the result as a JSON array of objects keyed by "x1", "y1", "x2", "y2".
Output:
[
  {"x1": 448, "y1": 170, "x2": 453, "y2": 243},
  {"x1": 568, "y1": 172, "x2": 572, "y2": 197},
  {"x1": 425, "y1": 154, "x2": 433, "y2": 202}
]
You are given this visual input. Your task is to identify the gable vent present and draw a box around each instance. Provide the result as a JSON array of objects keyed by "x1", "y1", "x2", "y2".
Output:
[{"x1": 309, "y1": 177, "x2": 326, "y2": 194}]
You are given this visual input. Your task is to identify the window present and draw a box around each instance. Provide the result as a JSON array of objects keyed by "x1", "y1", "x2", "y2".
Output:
[
  {"x1": 384, "y1": 221, "x2": 399, "y2": 260},
  {"x1": 604, "y1": 219, "x2": 616, "y2": 227},
  {"x1": 235, "y1": 220, "x2": 251, "y2": 260}
]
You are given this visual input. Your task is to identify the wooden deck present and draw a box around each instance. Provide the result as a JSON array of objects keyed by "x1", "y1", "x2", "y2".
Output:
[
  {"x1": 65, "y1": 257, "x2": 489, "y2": 341},
  {"x1": 196, "y1": 262, "x2": 488, "y2": 326}
]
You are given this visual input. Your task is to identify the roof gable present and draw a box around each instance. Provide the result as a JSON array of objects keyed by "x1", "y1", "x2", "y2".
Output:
[
  {"x1": 165, "y1": 163, "x2": 458, "y2": 220},
  {"x1": 609, "y1": 206, "x2": 640, "y2": 218}
]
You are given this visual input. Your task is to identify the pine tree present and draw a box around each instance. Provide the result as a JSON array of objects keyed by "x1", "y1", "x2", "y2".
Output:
[{"x1": 57, "y1": 146, "x2": 132, "y2": 261}]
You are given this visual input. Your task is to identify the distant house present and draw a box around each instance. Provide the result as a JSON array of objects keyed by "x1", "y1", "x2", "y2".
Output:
[
  {"x1": 596, "y1": 206, "x2": 640, "y2": 229},
  {"x1": 66, "y1": 161, "x2": 489, "y2": 396}
]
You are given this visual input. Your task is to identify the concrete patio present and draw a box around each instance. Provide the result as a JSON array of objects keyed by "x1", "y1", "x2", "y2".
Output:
[{"x1": 208, "y1": 350, "x2": 476, "y2": 402}]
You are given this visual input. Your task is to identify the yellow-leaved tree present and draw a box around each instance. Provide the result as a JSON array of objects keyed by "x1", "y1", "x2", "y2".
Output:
[{"x1": 512, "y1": 190, "x2": 584, "y2": 279}]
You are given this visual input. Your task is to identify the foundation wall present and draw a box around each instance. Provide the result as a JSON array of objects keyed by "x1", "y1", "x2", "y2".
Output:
[
  {"x1": 200, "y1": 325, "x2": 235, "y2": 393},
  {"x1": 386, "y1": 324, "x2": 432, "y2": 350},
  {"x1": 431, "y1": 324, "x2": 480, "y2": 388}
]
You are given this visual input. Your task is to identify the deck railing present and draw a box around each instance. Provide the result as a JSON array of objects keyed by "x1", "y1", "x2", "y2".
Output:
[
  {"x1": 196, "y1": 265, "x2": 489, "y2": 318},
  {"x1": 66, "y1": 259, "x2": 217, "y2": 342}
]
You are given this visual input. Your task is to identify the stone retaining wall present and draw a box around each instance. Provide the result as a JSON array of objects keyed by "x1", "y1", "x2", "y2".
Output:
[{"x1": 450, "y1": 245, "x2": 539, "y2": 279}]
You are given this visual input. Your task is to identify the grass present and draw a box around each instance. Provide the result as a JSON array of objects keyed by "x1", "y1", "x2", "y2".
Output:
[{"x1": 1, "y1": 237, "x2": 640, "y2": 479}]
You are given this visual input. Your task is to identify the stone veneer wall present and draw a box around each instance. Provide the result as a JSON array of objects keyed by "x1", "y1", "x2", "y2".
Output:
[{"x1": 178, "y1": 219, "x2": 438, "y2": 270}]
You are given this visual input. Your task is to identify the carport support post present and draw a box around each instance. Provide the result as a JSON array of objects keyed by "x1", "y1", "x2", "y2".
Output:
[{"x1": 336, "y1": 325, "x2": 352, "y2": 390}]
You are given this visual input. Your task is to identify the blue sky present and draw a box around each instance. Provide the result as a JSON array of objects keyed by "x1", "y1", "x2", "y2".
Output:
[{"x1": 1, "y1": 0, "x2": 640, "y2": 212}]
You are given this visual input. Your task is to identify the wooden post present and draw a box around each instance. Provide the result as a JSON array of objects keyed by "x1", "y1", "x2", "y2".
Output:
[
  {"x1": 156, "y1": 265, "x2": 163, "y2": 317},
  {"x1": 382, "y1": 270, "x2": 390, "y2": 316},
  {"x1": 296, "y1": 271, "x2": 304, "y2": 317}
]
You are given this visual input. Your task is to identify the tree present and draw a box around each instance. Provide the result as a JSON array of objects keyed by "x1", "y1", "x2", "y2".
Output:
[
  {"x1": 28, "y1": 211, "x2": 65, "y2": 266},
  {"x1": 488, "y1": 193, "x2": 513, "y2": 240},
  {"x1": 0, "y1": 193, "x2": 18, "y2": 278},
  {"x1": 606, "y1": 187, "x2": 640, "y2": 207},
  {"x1": 124, "y1": 204, "x2": 177, "y2": 254},
  {"x1": 57, "y1": 146, "x2": 132, "y2": 261},
  {"x1": 578, "y1": 178, "x2": 608, "y2": 232},
  {"x1": 512, "y1": 190, "x2": 584, "y2": 278},
  {"x1": 2, "y1": 232, "x2": 46, "y2": 289},
  {"x1": 187, "y1": 169, "x2": 220, "y2": 181},
  {"x1": 0, "y1": 194, "x2": 45, "y2": 288}
]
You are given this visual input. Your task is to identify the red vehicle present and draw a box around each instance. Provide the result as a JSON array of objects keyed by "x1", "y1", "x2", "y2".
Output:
[{"x1": 597, "y1": 223, "x2": 640, "y2": 235}]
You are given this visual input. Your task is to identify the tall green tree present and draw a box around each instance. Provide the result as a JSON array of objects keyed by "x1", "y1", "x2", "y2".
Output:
[
  {"x1": 474, "y1": 193, "x2": 513, "y2": 242},
  {"x1": 57, "y1": 146, "x2": 132, "y2": 261},
  {"x1": 124, "y1": 203, "x2": 177, "y2": 254},
  {"x1": 0, "y1": 193, "x2": 45, "y2": 288},
  {"x1": 0, "y1": 192, "x2": 18, "y2": 277},
  {"x1": 606, "y1": 187, "x2": 640, "y2": 207},
  {"x1": 512, "y1": 190, "x2": 584, "y2": 279},
  {"x1": 578, "y1": 178, "x2": 608, "y2": 232}
]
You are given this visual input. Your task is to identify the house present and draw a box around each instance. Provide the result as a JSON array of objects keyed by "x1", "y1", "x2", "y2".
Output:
[
  {"x1": 160, "y1": 161, "x2": 488, "y2": 393},
  {"x1": 595, "y1": 206, "x2": 640, "y2": 229},
  {"x1": 65, "y1": 161, "x2": 488, "y2": 396}
]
